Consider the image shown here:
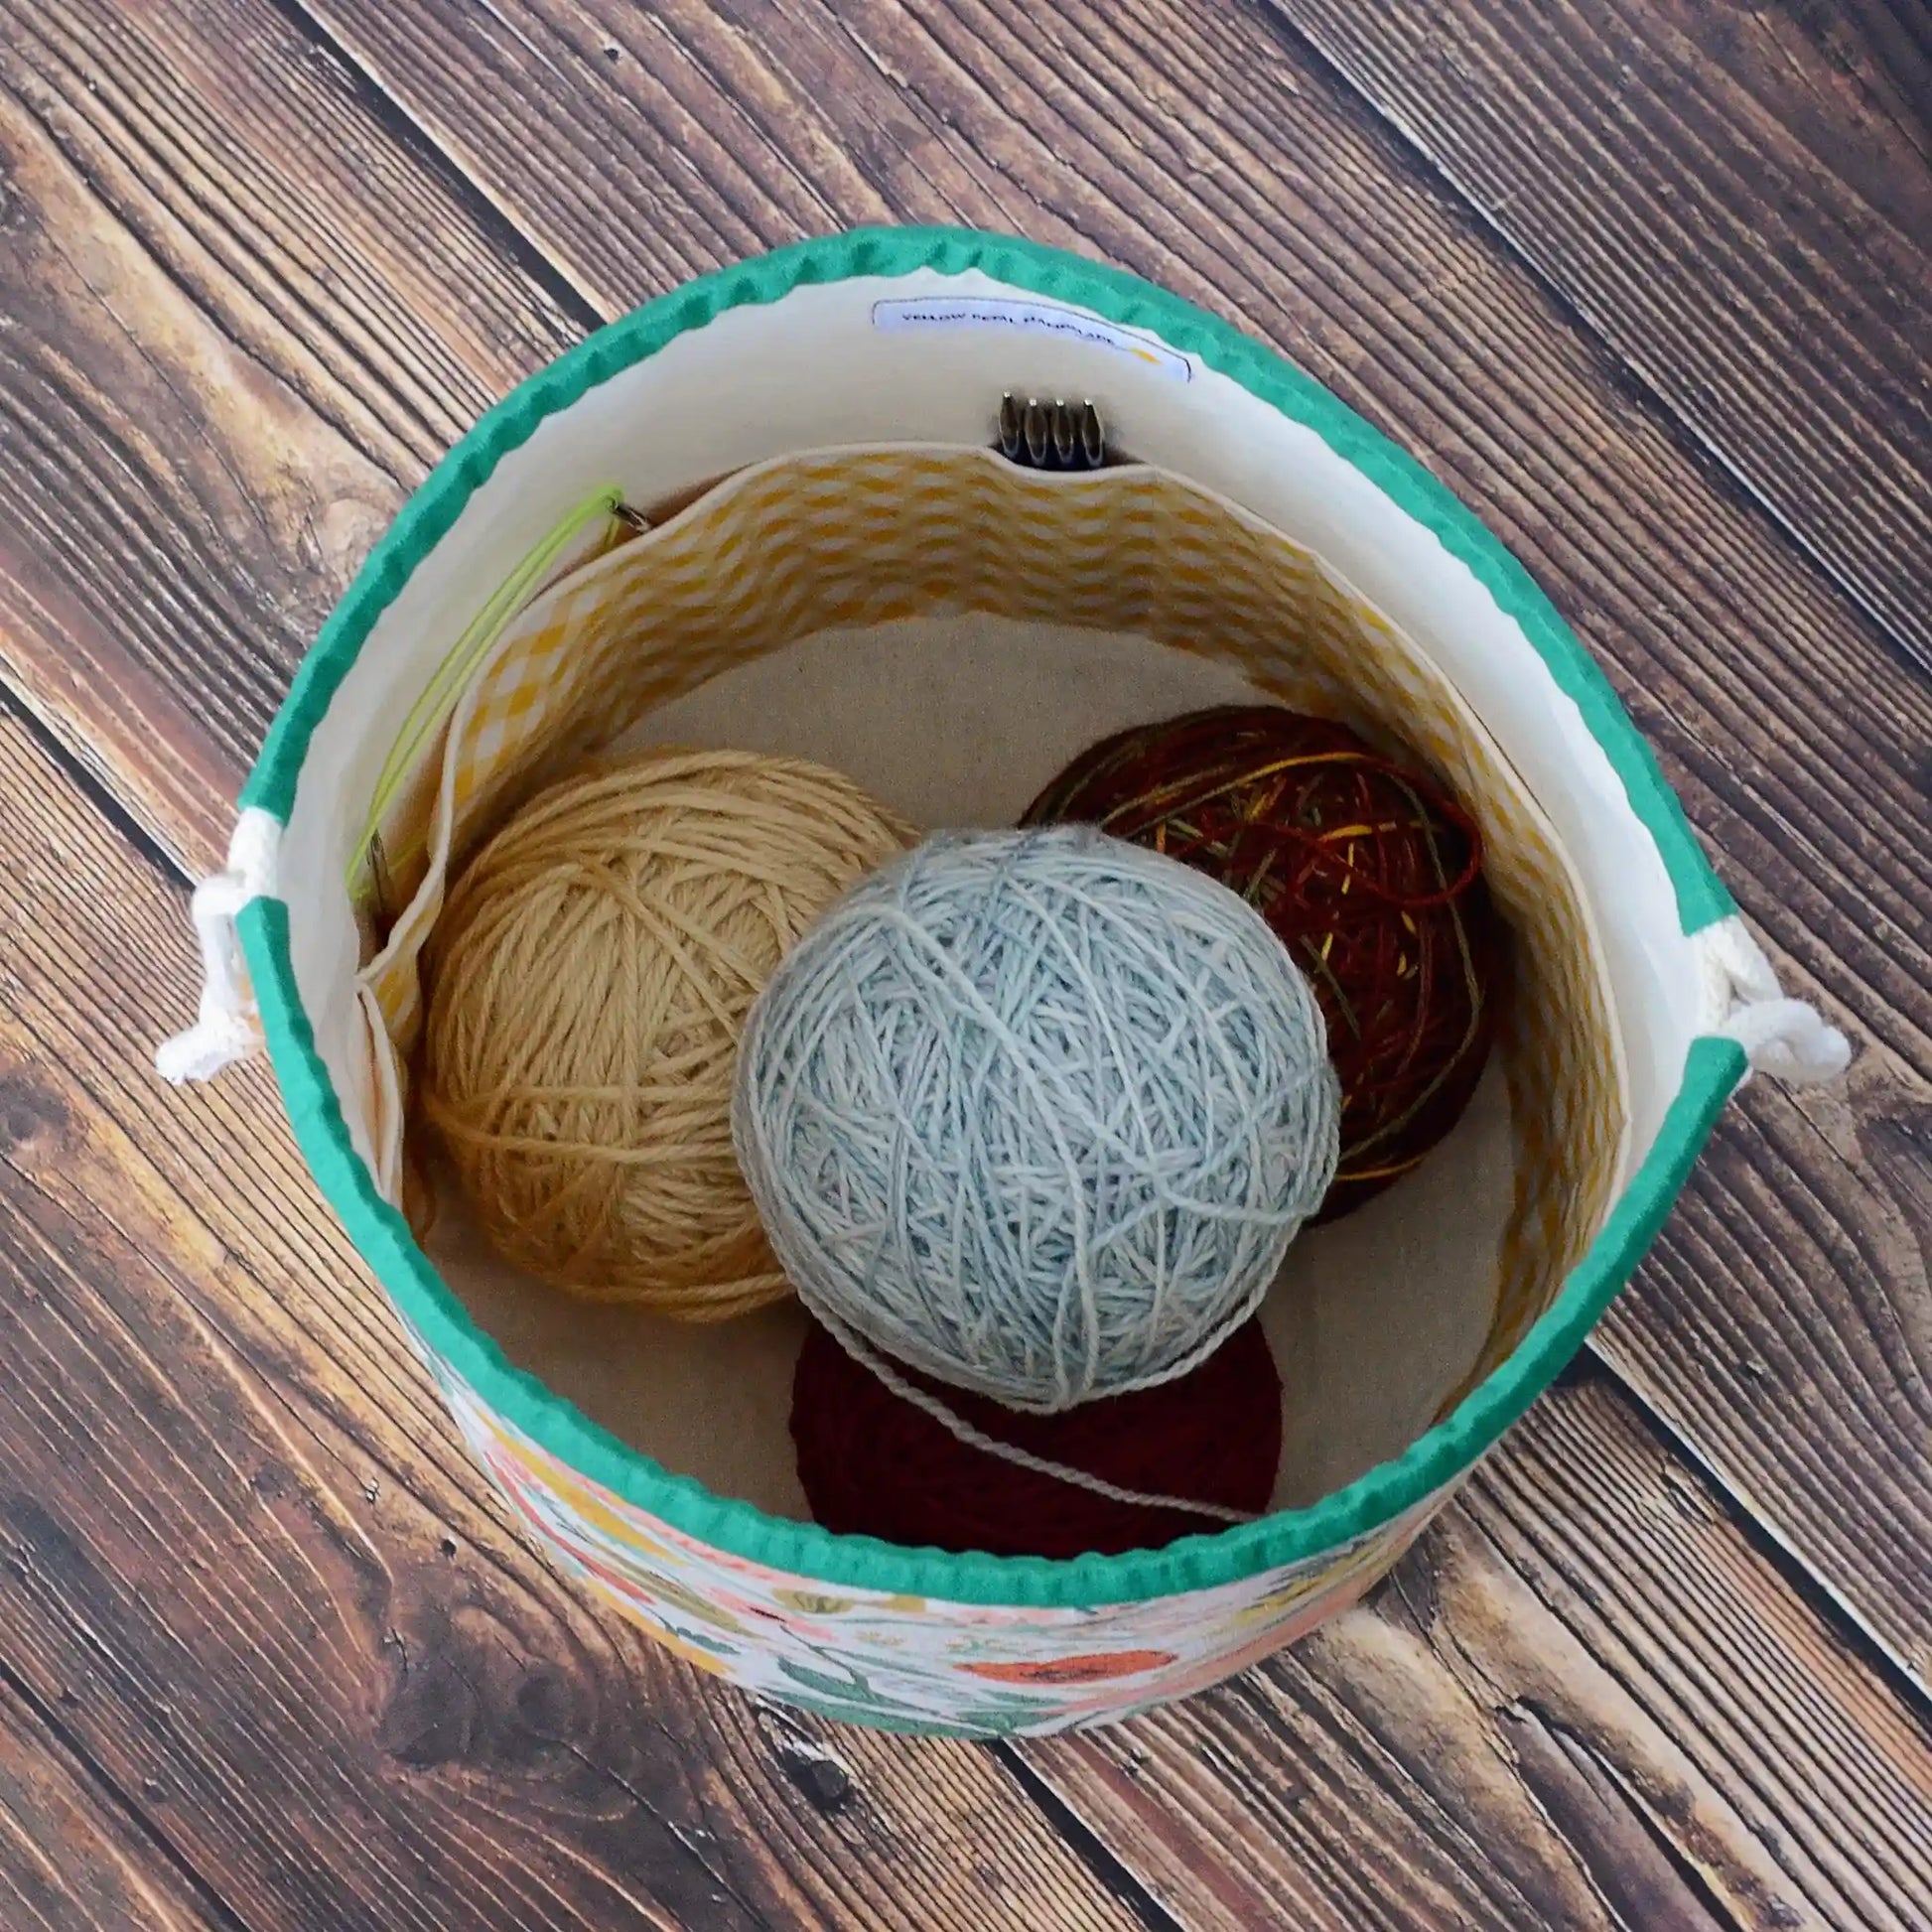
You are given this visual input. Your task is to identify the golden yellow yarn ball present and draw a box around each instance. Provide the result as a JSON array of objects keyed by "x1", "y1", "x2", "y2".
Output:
[{"x1": 421, "y1": 748, "x2": 913, "y2": 1318}]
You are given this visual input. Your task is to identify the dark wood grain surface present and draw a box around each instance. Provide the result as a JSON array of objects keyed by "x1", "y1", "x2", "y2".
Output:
[
  {"x1": 0, "y1": 1673, "x2": 223, "y2": 1932},
  {"x1": 1020, "y1": 1359, "x2": 1932, "y2": 1932},
  {"x1": 0, "y1": 0, "x2": 1927, "y2": 1926},
  {"x1": 8, "y1": 695, "x2": 1927, "y2": 1927},
  {"x1": 0, "y1": 0, "x2": 577, "y2": 867},
  {"x1": 1266, "y1": 0, "x2": 1932, "y2": 673},
  {"x1": 1, "y1": 709, "x2": 1159, "y2": 1930},
  {"x1": 1022, "y1": 1367, "x2": 1932, "y2": 1931}
]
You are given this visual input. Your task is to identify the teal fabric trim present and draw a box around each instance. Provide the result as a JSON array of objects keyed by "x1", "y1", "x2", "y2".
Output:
[
  {"x1": 239, "y1": 225, "x2": 1731, "y2": 932},
  {"x1": 242, "y1": 892, "x2": 1743, "y2": 1608}
]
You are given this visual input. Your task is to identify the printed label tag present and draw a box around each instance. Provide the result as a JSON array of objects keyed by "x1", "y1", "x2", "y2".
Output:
[{"x1": 871, "y1": 296, "x2": 1192, "y2": 380}]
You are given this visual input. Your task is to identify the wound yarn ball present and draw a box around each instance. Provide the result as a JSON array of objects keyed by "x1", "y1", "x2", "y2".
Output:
[
  {"x1": 790, "y1": 1317, "x2": 1284, "y2": 1559},
  {"x1": 421, "y1": 748, "x2": 913, "y2": 1317},
  {"x1": 1024, "y1": 706, "x2": 1500, "y2": 1219},
  {"x1": 734, "y1": 825, "x2": 1340, "y2": 1410}
]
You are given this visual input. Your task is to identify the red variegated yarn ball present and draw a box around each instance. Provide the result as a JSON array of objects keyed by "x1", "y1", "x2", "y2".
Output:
[
  {"x1": 1023, "y1": 705, "x2": 1500, "y2": 1218},
  {"x1": 791, "y1": 1319, "x2": 1283, "y2": 1560}
]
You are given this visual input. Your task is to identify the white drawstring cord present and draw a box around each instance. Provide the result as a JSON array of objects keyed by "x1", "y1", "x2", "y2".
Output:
[
  {"x1": 1694, "y1": 916, "x2": 1850, "y2": 1086},
  {"x1": 157, "y1": 828, "x2": 1849, "y2": 1101},
  {"x1": 155, "y1": 808, "x2": 283, "y2": 1084}
]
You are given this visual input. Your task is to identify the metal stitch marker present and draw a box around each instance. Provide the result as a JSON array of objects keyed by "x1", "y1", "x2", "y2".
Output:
[{"x1": 998, "y1": 393, "x2": 1107, "y2": 471}]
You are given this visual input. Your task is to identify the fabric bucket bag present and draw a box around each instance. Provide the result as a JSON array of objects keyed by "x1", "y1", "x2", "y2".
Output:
[{"x1": 159, "y1": 229, "x2": 1845, "y2": 1737}]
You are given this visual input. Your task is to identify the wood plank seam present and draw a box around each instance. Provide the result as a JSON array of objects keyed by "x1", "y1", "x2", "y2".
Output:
[
  {"x1": 0, "y1": 1655, "x2": 250, "y2": 1932},
  {"x1": 7, "y1": 15, "x2": 1924, "y2": 1916},
  {"x1": 259, "y1": 0, "x2": 607, "y2": 340},
  {"x1": 274, "y1": 0, "x2": 1807, "y2": 572},
  {"x1": 1247, "y1": 0, "x2": 1932, "y2": 683},
  {"x1": 15, "y1": 0, "x2": 1921, "y2": 1767},
  {"x1": 8, "y1": 723, "x2": 1926, "y2": 1924},
  {"x1": 1223, "y1": 1661, "x2": 1563, "y2": 1925},
  {"x1": 1560, "y1": 1354, "x2": 1932, "y2": 1714},
  {"x1": 1456, "y1": 1453, "x2": 1932, "y2": 1927},
  {"x1": 3, "y1": 709, "x2": 1173, "y2": 1931},
  {"x1": 0, "y1": 690, "x2": 188, "y2": 901},
  {"x1": 1361, "y1": 1571, "x2": 1609, "y2": 1927},
  {"x1": 1006, "y1": 1343, "x2": 1932, "y2": 1927},
  {"x1": 1246, "y1": 0, "x2": 1932, "y2": 683},
  {"x1": 1611, "y1": 1349, "x2": 1932, "y2": 1706},
  {"x1": 988, "y1": 1742, "x2": 1188, "y2": 1932},
  {"x1": 1463, "y1": 1695, "x2": 1740, "y2": 1931}
]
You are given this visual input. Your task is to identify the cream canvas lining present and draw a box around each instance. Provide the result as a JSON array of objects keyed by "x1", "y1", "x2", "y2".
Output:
[{"x1": 345, "y1": 446, "x2": 1628, "y2": 1518}]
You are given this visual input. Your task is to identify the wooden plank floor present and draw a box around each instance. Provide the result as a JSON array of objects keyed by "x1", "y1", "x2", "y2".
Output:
[{"x1": 0, "y1": 1, "x2": 1926, "y2": 1925}]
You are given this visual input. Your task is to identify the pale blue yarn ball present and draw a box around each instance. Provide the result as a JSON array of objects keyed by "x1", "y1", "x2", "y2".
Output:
[{"x1": 734, "y1": 826, "x2": 1340, "y2": 1412}]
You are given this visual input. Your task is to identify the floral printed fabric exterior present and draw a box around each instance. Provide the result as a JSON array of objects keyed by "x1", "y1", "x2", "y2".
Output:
[{"x1": 418, "y1": 1333, "x2": 1442, "y2": 1736}]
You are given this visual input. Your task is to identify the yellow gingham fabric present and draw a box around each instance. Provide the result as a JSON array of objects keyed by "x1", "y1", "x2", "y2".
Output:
[{"x1": 354, "y1": 446, "x2": 1626, "y2": 1363}]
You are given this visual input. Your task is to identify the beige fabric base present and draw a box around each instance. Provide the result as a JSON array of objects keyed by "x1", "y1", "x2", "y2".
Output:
[
  {"x1": 429, "y1": 1063, "x2": 1508, "y2": 1521},
  {"x1": 428, "y1": 615, "x2": 1510, "y2": 1517}
]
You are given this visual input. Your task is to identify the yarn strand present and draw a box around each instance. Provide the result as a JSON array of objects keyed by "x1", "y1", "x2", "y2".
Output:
[{"x1": 815, "y1": 1312, "x2": 1262, "y2": 1525}]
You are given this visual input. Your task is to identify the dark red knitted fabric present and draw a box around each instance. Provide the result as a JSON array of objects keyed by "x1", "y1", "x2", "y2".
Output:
[
  {"x1": 790, "y1": 1318, "x2": 1283, "y2": 1560},
  {"x1": 1023, "y1": 705, "x2": 1502, "y2": 1219}
]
